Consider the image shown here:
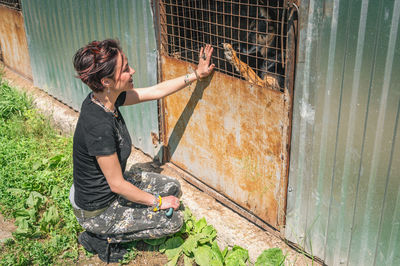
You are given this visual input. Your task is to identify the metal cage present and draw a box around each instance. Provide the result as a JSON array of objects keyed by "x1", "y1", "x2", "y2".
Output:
[
  {"x1": 0, "y1": 0, "x2": 21, "y2": 11},
  {"x1": 159, "y1": 0, "x2": 289, "y2": 91}
]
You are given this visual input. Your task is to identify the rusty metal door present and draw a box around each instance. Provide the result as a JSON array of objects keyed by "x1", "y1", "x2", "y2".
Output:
[{"x1": 157, "y1": 0, "x2": 294, "y2": 229}]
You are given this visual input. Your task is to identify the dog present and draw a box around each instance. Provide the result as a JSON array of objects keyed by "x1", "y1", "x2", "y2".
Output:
[
  {"x1": 223, "y1": 1, "x2": 284, "y2": 91},
  {"x1": 223, "y1": 43, "x2": 280, "y2": 89}
]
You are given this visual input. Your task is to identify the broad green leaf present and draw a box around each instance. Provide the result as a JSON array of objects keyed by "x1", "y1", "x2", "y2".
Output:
[
  {"x1": 183, "y1": 208, "x2": 193, "y2": 221},
  {"x1": 40, "y1": 206, "x2": 59, "y2": 232},
  {"x1": 225, "y1": 246, "x2": 249, "y2": 266},
  {"x1": 210, "y1": 259, "x2": 224, "y2": 266},
  {"x1": 51, "y1": 186, "x2": 60, "y2": 198},
  {"x1": 198, "y1": 233, "x2": 215, "y2": 245},
  {"x1": 182, "y1": 234, "x2": 199, "y2": 256},
  {"x1": 48, "y1": 154, "x2": 64, "y2": 168},
  {"x1": 159, "y1": 236, "x2": 184, "y2": 253},
  {"x1": 201, "y1": 225, "x2": 216, "y2": 235},
  {"x1": 194, "y1": 217, "x2": 207, "y2": 233},
  {"x1": 184, "y1": 219, "x2": 194, "y2": 233},
  {"x1": 26, "y1": 191, "x2": 46, "y2": 209},
  {"x1": 16, "y1": 208, "x2": 37, "y2": 222},
  {"x1": 184, "y1": 254, "x2": 195, "y2": 266},
  {"x1": 14, "y1": 209, "x2": 30, "y2": 218},
  {"x1": 193, "y1": 245, "x2": 214, "y2": 266},
  {"x1": 166, "y1": 253, "x2": 181, "y2": 266},
  {"x1": 197, "y1": 225, "x2": 217, "y2": 244},
  {"x1": 27, "y1": 208, "x2": 38, "y2": 221},
  {"x1": 255, "y1": 248, "x2": 285, "y2": 266},
  {"x1": 15, "y1": 216, "x2": 29, "y2": 226},
  {"x1": 43, "y1": 206, "x2": 59, "y2": 224},
  {"x1": 143, "y1": 237, "x2": 166, "y2": 246},
  {"x1": 14, "y1": 218, "x2": 30, "y2": 236},
  {"x1": 211, "y1": 241, "x2": 224, "y2": 263},
  {"x1": 160, "y1": 236, "x2": 184, "y2": 261},
  {"x1": 222, "y1": 246, "x2": 229, "y2": 258}
]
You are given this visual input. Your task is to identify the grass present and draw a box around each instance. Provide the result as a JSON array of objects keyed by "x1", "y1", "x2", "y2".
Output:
[
  {"x1": 0, "y1": 77, "x2": 82, "y2": 265},
  {"x1": 0, "y1": 76, "x2": 287, "y2": 265}
]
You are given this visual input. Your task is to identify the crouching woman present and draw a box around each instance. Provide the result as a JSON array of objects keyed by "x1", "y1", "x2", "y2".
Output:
[{"x1": 69, "y1": 39, "x2": 214, "y2": 263}]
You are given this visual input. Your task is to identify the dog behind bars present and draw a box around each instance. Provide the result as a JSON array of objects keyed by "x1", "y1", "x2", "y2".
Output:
[{"x1": 223, "y1": 1, "x2": 284, "y2": 90}]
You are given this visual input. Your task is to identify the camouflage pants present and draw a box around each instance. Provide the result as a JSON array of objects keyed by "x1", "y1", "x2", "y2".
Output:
[{"x1": 75, "y1": 172, "x2": 183, "y2": 242}]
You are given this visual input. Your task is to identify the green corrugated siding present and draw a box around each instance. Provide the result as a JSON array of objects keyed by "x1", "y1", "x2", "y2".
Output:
[
  {"x1": 21, "y1": 0, "x2": 159, "y2": 157},
  {"x1": 286, "y1": 0, "x2": 400, "y2": 265}
]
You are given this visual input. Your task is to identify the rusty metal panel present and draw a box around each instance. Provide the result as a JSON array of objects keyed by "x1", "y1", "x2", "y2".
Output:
[
  {"x1": 0, "y1": 6, "x2": 32, "y2": 79},
  {"x1": 286, "y1": 0, "x2": 400, "y2": 265},
  {"x1": 21, "y1": 0, "x2": 159, "y2": 157},
  {"x1": 162, "y1": 56, "x2": 289, "y2": 228},
  {"x1": 157, "y1": 0, "x2": 294, "y2": 229}
]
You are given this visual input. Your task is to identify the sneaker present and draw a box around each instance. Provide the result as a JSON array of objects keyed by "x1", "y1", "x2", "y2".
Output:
[
  {"x1": 78, "y1": 231, "x2": 127, "y2": 263},
  {"x1": 98, "y1": 243, "x2": 128, "y2": 263}
]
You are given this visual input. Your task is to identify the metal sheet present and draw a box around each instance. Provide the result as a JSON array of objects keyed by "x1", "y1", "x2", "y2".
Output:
[
  {"x1": 21, "y1": 0, "x2": 159, "y2": 156},
  {"x1": 0, "y1": 6, "x2": 32, "y2": 79},
  {"x1": 286, "y1": 0, "x2": 400, "y2": 265},
  {"x1": 162, "y1": 56, "x2": 290, "y2": 228}
]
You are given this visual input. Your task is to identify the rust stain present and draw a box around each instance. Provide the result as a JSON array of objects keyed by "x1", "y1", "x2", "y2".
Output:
[
  {"x1": 0, "y1": 7, "x2": 32, "y2": 78},
  {"x1": 150, "y1": 131, "x2": 159, "y2": 145},
  {"x1": 161, "y1": 55, "x2": 289, "y2": 228}
]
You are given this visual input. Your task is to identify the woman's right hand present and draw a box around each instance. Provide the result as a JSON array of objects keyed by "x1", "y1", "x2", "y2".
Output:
[
  {"x1": 196, "y1": 44, "x2": 215, "y2": 79},
  {"x1": 161, "y1": 195, "x2": 180, "y2": 210}
]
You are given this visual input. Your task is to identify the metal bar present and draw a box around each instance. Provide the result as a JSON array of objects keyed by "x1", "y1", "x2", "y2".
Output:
[{"x1": 0, "y1": 0, "x2": 21, "y2": 11}]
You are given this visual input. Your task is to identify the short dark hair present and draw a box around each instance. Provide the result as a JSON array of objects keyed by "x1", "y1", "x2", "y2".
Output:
[{"x1": 73, "y1": 39, "x2": 122, "y2": 92}]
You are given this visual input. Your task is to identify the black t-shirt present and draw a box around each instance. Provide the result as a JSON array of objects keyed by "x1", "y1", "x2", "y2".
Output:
[{"x1": 73, "y1": 92, "x2": 132, "y2": 211}]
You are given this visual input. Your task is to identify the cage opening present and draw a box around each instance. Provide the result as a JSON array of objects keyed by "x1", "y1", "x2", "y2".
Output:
[{"x1": 160, "y1": 0, "x2": 290, "y2": 91}]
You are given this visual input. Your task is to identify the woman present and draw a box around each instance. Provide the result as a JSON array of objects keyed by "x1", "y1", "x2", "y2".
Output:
[{"x1": 70, "y1": 39, "x2": 214, "y2": 263}]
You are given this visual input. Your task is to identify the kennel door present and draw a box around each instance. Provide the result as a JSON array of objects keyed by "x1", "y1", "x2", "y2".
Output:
[{"x1": 161, "y1": 56, "x2": 289, "y2": 228}]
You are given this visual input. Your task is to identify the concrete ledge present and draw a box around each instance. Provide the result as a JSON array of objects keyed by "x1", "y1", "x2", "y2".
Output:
[{"x1": 2, "y1": 66, "x2": 315, "y2": 265}]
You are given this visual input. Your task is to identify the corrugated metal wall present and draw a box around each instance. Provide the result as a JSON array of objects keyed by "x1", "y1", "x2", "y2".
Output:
[
  {"x1": 21, "y1": 0, "x2": 159, "y2": 157},
  {"x1": 0, "y1": 6, "x2": 32, "y2": 79},
  {"x1": 286, "y1": 0, "x2": 400, "y2": 265}
]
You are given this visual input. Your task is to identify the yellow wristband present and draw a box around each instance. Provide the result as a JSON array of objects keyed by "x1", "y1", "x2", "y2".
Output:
[{"x1": 153, "y1": 195, "x2": 162, "y2": 212}]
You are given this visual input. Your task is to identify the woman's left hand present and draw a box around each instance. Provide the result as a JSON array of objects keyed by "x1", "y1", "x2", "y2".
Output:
[
  {"x1": 160, "y1": 195, "x2": 180, "y2": 210},
  {"x1": 196, "y1": 44, "x2": 215, "y2": 79}
]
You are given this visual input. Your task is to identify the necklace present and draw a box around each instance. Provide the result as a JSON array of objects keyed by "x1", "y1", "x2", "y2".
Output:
[{"x1": 90, "y1": 93, "x2": 118, "y2": 118}]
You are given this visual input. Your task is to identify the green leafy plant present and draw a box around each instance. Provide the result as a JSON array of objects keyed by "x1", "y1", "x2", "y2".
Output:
[
  {"x1": 155, "y1": 208, "x2": 286, "y2": 266},
  {"x1": 158, "y1": 209, "x2": 224, "y2": 266},
  {"x1": 255, "y1": 248, "x2": 286, "y2": 266}
]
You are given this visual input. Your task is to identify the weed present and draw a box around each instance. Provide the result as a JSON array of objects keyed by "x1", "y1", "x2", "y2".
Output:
[{"x1": 0, "y1": 78, "x2": 80, "y2": 264}]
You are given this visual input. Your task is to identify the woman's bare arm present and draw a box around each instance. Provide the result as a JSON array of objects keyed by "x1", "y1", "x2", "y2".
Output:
[
  {"x1": 123, "y1": 45, "x2": 215, "y2": 106},
  {"x1": 96, "y1": 153, "x2": 180, "y2": 210}
]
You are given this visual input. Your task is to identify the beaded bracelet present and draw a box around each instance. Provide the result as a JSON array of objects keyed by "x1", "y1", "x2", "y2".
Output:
[
  {"x1": 193, "y1": 69, "x2": 202, "y2": 81},
  {"x1": 184, "y1": 74, "x2": 191, "y2": 85},
  {"x1": 153, "y1": 195, "x2": 162, "y2": 212}
]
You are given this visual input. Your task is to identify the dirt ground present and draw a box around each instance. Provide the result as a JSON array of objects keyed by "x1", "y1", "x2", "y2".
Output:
[
  {"x1": 1, "y1": 66, "x2": 318, "y2": 265},
  {"x1": 0, "y1": 214, "x2": 16, "y2": 245}
]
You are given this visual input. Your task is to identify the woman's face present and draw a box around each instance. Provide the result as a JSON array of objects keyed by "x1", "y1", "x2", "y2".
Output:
[{"x1": 112, "y1": 52, "x2": 135, "y2": 92}]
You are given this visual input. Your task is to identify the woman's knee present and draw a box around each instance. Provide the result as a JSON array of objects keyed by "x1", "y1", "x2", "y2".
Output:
[
  {"x1": 144, "y1": 172, "x2": 182, "y2": 197},
  {"x1": 165, "y1": 210, "x2": 184, "y2": 234},
  {"x1": 163, "y1": 179, "x2": 182, "y2": 198}
]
